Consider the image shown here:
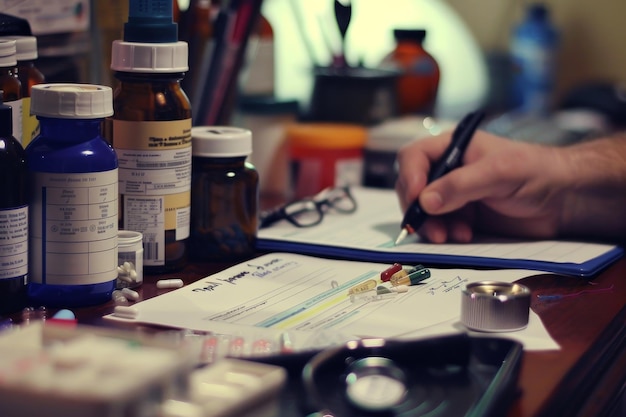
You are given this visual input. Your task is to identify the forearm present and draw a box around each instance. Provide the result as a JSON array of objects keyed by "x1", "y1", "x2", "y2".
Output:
[{"x1": 559, "y1": 134, "x2": 626, "y2": 241}]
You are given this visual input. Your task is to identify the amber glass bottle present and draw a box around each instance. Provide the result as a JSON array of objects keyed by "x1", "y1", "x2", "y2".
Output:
[
  {"x1": 111, "y1": 0, "x2": 192, "y2": 273},
  {"x1": 7, "y1": 35, "x2": 45, "y2": 146},
  {"x1": 381, "y1": 29, "x2": 440, "y2": 116},
  {"x1": 0, "y1": 92, "x2": 28, "y2": 315},
  {"x1": 190, "y1": 127, "x2": 258, "y2": 261},
  {"x1": 0, "y1": 39, "x2": 22, "y2": 143}
]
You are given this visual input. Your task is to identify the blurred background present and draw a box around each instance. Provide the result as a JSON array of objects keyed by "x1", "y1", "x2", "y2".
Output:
[
  {"x1": 1, "y1": 0, "x2": 623, "y2": 117},
  {"x1": 3, "y1": 0, "x2": 626, "y2": 196}
]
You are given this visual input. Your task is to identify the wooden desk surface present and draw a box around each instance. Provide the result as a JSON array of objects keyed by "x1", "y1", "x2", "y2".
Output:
[{"x1": 22, "y1": 254, "x2": 626, "y2": 417}]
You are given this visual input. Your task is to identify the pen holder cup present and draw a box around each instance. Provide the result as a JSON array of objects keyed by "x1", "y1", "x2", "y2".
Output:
[{"x1": 307, "y1": 66, "x2": 399, "y2": 126}]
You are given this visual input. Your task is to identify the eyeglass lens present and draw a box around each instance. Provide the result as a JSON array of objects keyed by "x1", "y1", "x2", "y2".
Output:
[{"x1": 284, "y1": 200, "x2": 323, "y2": 227}]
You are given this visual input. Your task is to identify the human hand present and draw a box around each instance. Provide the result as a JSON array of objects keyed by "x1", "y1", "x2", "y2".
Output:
[{"x1": 394, "y1": 130, "x2": 568, "y2": 243}]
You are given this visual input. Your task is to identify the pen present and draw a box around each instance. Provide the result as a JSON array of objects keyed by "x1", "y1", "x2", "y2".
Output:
[{"x1": 394, "y1": 110, "x2": 485, "y2": 245}]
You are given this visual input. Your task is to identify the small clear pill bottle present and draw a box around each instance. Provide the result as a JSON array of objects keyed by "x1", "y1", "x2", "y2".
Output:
[
  {"x1": 116, "y1": 230, "x2": 144, "y2": 289},
  {"x1": 189, "y1": 126, "x2": 259, "y2": 261},
  {"x1": 26, "y1": 83, "x2": 118, "y2": 308}
]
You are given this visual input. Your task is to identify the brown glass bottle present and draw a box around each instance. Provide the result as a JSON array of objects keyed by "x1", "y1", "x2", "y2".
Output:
[
  {"x1": 111, "y1": 47, "x2": 192, "y2": 274},
  {"x1": 5, "y1": 35, "x2": 45, "y2": 146},
  {"x1": 0, "y1": 91, "x2": 28, "y2": 315},
  {"x1": 380, "y1": 29, "x2": 440, "y2": 116},
  {"x1": 190, "y1": 127, "x2": 259, "y2": 261},
  {"x1": 0, "y1": 39, "x2": 22, "y2": 143}
]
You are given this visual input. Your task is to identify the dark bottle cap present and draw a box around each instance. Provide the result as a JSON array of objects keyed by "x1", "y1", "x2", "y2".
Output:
[
  {"x1": 123, "y1": 0, "x2": 178, "y2": 43},
  {"x1": 393, "y1": 29, "x2": 426, "y2": 43},
  {"x1": 0, "y1": 13, "x2": 32, "y2": 36},
  {"x1": 528, "y1": 3, "x2": 549, "y2": 20}
]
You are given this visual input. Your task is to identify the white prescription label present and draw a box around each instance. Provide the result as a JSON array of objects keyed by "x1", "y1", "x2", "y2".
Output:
[
  {"x1": 114, "y1": 120, "x2": 192, "y2": 266},
  {"x1": 0, "y1": 205, "x2": 28, "y2": 280},
  {"x1": 30, "y1": 170, "x2": 118, "y2": 285},
  {"x1": 117, "y1": 148, "x2": 192, "y2": 195}
]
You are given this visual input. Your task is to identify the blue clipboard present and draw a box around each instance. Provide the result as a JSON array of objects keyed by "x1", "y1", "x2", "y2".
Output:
[{"x1": 256, "y1": 239, "x2": 624, "y2": 278}]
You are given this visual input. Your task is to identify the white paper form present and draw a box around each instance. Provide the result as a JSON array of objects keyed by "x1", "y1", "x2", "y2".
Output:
[
  {"x1": 257, "y1": 187, "x2": 621, "y2": 276},
  {"x1": 105, "y1": 253, "x2": 559, "y2": 351}
]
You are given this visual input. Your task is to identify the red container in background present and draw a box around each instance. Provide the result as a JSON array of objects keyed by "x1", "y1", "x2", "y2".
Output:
[{"x1": 287, "y1": 123, "x2": 366, "y2": 199}]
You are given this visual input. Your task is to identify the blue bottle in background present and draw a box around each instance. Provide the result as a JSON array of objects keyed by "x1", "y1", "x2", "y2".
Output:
[
  {"x1": 510, "y1": 3, "x2": 559, "y2": 116},
  {"x1": 26, "y1": 84, "x2": 118, "y2": 308}
]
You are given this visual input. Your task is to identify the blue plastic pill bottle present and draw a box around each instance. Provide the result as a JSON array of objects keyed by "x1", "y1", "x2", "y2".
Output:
[{"x1": 26, "y1": 84, "x2": 118, "y2": 308}]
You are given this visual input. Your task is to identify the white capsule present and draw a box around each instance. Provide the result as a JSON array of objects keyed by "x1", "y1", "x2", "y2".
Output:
[
  {"x1": 121, "y1": 287, "x2": 139, "y2": 300},
  {"x1": 117, "y1": 273, "x2": 133, "y2": 283},
  {"x1": 157, "y1": 279, "x2": 184, "y2": 289},
  {"x1": 113, "y1": 305, "x2": 139, "y2": 319},
  {"x1": 112, "y1": 290, "x2": 129, "y2": 305}
]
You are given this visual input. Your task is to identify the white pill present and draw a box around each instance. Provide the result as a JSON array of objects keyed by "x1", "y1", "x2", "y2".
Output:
[
  {"x1": 111, "y1": 290, "x2": 129, "y2": 305},
  {"x1": 117, "y1": 273, "x2": 133, "y2": 283},
  {"x1": 157, "y1": 279, "x2": 184, "y2": 289},
  {"x1": 121, "y1": 288, "x2": 139, "y2": 300},
  {"x1": 113, "y1": 305, "x2": 139, "y2": 319},
  {"x1": 391, "y1": 285, "x2": 409, "y2": 293}
]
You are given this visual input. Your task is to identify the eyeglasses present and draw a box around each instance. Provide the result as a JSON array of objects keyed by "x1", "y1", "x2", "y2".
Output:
[{"x1": 259, "y1": 186, "x2": 357, "y2": 229}]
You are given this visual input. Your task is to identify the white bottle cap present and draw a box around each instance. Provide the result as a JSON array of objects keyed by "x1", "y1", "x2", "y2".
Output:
[
  {"x1": 191, "y1": 126, "x2": 253, "y2": 157},
  {"x1": 0, "y1": 39, "x2": 17, "y2": 67},
  {"x1": 30, "y1": 84, "x2": 114, "y2": 119},
  {"x1": 111, "y1": 40, "x2": 188, "y2": 73},
  {"x1": 1, "y1": 36, "x2": 37, "y2": 61}
]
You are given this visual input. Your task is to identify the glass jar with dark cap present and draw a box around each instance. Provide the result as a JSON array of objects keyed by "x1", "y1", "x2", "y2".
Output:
[
  {"x1": 380, "y1": 29, "x2": 440, "y2": 116},
  {"x1": 189, "y1": 126, "x2": 259, "y2": 261}
]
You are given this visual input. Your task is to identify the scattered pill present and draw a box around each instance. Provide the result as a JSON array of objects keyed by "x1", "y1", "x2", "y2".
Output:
[
  {"x1": 376, "y1": 286, "x2": 393, "y2": 295},
  {"x1": 390, "y1": 266, "x2": 430, "y2": 286},
  {"x1": 121, "y1": 287, "x2": 139, "y2": 301},
  {"x1": 348, "y1": 279, "x2": 377, "y2": 295},
  {"x1": 389, "y1": 269, "x2": 408, "y2": 283},
  {"x1": 112, "y1": 290, "x2": 129, "y2": 305},
  {"x1": 157, "y1": 279, "x2": 184, "y2": 289},
  {"x1": 380, "y1": 263, "x2": 403, "y2": 282},
  {"x1": 390, "y1": 285, "x2": 409, "y2": 293},
  {"x1": 113, "y1": 305, "x2": 139, "y2": 319},
  {"x1": 350, "y1": 292, "x2": 397, "y2": 303}
]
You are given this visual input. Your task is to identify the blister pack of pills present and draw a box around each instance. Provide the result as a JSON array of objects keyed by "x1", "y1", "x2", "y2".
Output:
[{"x1": 0, "y1": 322, "x2": 287, "y2": 417}]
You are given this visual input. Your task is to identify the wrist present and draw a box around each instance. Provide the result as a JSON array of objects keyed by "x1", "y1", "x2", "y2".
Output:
[{"x1": 559, "y1": 134, "x2": 626, "y2": 239}]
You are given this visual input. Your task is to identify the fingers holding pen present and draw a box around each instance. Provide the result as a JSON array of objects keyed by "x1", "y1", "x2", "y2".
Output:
[
  {"x1": 419, "y1": 210, "x2": 475, "y2": 243},
  {"x1": 395, "y1": 133, "x2": 454, "y2": 210}
]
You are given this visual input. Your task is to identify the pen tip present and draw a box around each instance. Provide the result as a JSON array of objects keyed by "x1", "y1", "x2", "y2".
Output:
[{"x1": 394, "y1": 229, "x2": 408, "y2": 246}]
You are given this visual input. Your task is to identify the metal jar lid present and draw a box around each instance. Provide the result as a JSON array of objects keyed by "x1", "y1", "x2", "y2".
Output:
[{"x1": 461, "y1": 281, "x2": 531, "y2": 332}]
